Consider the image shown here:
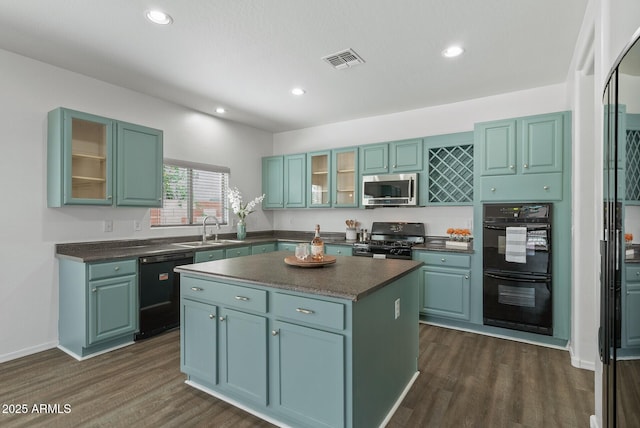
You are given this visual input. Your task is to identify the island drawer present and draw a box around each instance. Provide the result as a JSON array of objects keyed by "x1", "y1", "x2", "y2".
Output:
[
  {"x1": 88, "y1": 259, "x2": 137, "y2": 280},
  {"x1": 414, "y1": 252, "x2": 471, "y2": 269},
  {"x1": 182, "y1": 276, "x2": 267, "y2": 313},
  {"x1": 273, "y1": 293, "x2": 344, "y2": 330}
]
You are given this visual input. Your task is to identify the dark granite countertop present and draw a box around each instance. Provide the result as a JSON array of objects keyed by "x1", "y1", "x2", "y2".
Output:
[
  {"x1": 175, "y1": 251, "x2": 422, "y2": 301},
  {"x1": 55, "y1": 232, "x2": 472, "y2": 262}
]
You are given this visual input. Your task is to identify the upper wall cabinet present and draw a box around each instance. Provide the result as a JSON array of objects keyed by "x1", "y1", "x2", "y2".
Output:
[
  {"x1": 360, "y1": 138, "x2": 423, "y2": 175},
  {"x1": 262, "y1": 154, "x2": 306, "y2": 209},
  {"x1": 476, "y1": 112, "x2": 569, "y2": 201},
  {"x1": 477, "y1": 113, "x2": 563, "y2": 176},
  {"x1": 307, "y1": 148, "x2": 359, "y2": 208},
  {"x1": 47, "y1": 108, "x2": 163, "y2": 208}
]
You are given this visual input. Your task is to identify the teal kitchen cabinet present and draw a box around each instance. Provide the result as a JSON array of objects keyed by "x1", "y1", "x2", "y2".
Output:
[
  {"x1": 624, "y1": 265, "x2": 640, "y2": 348},
  {"x1": 181, "y1": 277, "x2": 269, "y2": 400},
  {"x1": 272, "y1": 319, "x2": 345, "y2": 428},
  {"x1": 477, "y1": 113, "x2": 563, "y2": 176},
  {"x1": 195, "y1": 248, "x2": 225, "y2": 263},
  {"x1": 181, "y1": 299, "x2": 218, "y2": 385},
  {"x1": 219, "y1": 307, "x2": 269, "y2": 405},
  {"x1": 277, "y1": 242, "x2": 299, "y2": 252},
  {"x1": 325, "y1": 243, "x2": 352, "y2": 256},
  {"x1": 251, "y1": 242, "x2": 277, "y2": 255},
  {"x1": 115, "y1": 121, "x2": 163, "y2": 207},
  {"x1": 414, "y1": 251, "x2": 471, "y2": 321},
  {"x1": 308, "y1": 148, "x2": 359, "y2": 208},
  {"x1": 476, "y1": 112, "x2": 568, "y2": 201},
  {"x1": 284, "y1": 154, "x2": 306, "y2": 208},
  {"x1": 58, "y1": 258, "x2": 138, "y2": 359},
  {"x1": 262, "y1": 156, "x2": 285, "y2": 208},
  {"x1": 423, "y1": 132, "x2": 474, "y2": 205},
  {"x1": 47, "y1": 107, "x2": 163, "y2": 208},
  {"x1": 360, "y1": 138, "x2": 423, "y2": 175},
  {"x1": 262, "y1": 154, "x2": 306, "y2": 209},
  {"x1": 225, "y1": 246, "x2": 251, "y2": 258}
]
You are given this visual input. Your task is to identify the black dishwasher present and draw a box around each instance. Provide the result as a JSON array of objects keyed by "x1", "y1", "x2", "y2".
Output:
[{"x1": 135, "y1": 251, "x2": 194, "y2": 341}]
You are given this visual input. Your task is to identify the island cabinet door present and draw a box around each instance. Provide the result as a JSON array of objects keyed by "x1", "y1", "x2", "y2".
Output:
[
  {"x1": 181, "y1": 299, "x2": 218, "y2": 386},
  {"x1": 271, "y1": 320, "x2": 345, "y2": 428},
  {"x1": 218, "y1": 308, "x2": 268, "y2": 405}
]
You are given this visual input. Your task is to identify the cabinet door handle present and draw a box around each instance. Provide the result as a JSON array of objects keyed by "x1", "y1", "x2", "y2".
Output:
[
  {"x1": 219, "y1": 316, "x2": 226, "y2": 321},
  {"x1": 209, "y1": 314, "x2": 215, "y2": 319},
  {"x1": 234, "y1": 296, "x2": 249, "y2": 301},
  {"x1": 92, "y1": 288, "x2": 97, "y2": 293},
  {"x1": 296, "y1": 308, "x2": 315, "y2": 315},
  {"x1": 465, "y1": 275, "x2": 469, "y2": 279},
  {"x1": 524, "y1": 163, "x2": 529, "y2": 169},
  {"x1": 107, "y1": 195, "x2": 112, "y2": 200},
  {"x1": 491, "y1": 187, "x2": 496, "y2": 192},
  {"x1": 636, "y1": 271, "x2": 639, "y2": 276},
  {"x1": 272, "y1": 330, "x2": 279, "y2": 336},
  {"x1": 191, "y1": 287, "x2": 204, "y2": 291},
  {"x1": 509, "y1": 165, "x2": 514, "y2": 170},
  {"x1": 543, "y1": 185, "x2": 549, "y2": 190},
  {"x1": 393, "y1": 164, "x2": 396, "y2": 168}
]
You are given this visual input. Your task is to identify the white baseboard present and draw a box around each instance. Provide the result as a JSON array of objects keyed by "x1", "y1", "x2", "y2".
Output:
[
  {"x1": 57, "y1": 341, "x2": 134, "y2": 361},
  {"x1": 590, "y1": 414, "x2": 600, "y2": 428},
  {"x1": 378, "y1": 371, "x2": 420, "y2": 428},
  {"x1": 569, "y1": 346, "x2": 596, "y2": 371},
  {"x1": 0, "y1": 341, "x2": 57, "y2": 363}
]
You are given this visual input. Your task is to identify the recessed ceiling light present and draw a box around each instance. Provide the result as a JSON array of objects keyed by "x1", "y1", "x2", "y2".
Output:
[
  {"x1": 442, "y1": 46, "x2": 464, "y2": 58},
  {"x1": 215, "y1": 107, "x2": 226, "y2": 114},
  {"x1": 291, "y1": 87, "x2": 306, "y2": 96},
  {"x1": 146, "y1": 10, "x2": 173, "y2": 25}
]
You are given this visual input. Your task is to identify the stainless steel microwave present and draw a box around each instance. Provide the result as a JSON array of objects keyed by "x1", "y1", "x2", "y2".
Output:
[{"x1": 362, "y1": 173, "x2": 418, "y2": 206}]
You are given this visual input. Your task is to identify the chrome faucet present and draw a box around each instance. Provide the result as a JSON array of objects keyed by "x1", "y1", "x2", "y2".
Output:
[{"x1": 202, "y1": 215, "x2": 221, "y2": 243}]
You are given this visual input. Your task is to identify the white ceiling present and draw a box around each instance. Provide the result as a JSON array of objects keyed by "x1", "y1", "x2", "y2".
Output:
[{"x1": 0, "y1": 0, "x2": 588, "y2": 132}]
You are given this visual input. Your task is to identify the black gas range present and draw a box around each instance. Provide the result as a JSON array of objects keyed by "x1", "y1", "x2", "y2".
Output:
[{"x1": 352, "y1": 222, "x2": 425, "y2": 260}]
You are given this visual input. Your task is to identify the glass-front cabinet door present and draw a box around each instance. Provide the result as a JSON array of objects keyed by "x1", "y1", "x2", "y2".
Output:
[
  {"x1": 308, "y1": 151, "x2": 330, "y2": 207},
  {"x1": 68, "y1": 112, "x2": 113, "y2": 204},
  {"x1": 332, "y1": 147, "x2": 358, "y2": 207}
]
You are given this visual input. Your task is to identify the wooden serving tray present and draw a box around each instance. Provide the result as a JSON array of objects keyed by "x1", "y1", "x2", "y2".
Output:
[{"x1": 284, "y1": 255, "x2": 337, "y2": 268}]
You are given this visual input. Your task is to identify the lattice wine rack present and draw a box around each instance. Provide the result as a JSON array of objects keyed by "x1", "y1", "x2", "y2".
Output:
[
  {"x1": 626, "y1": 129, "x2": 640, "y2": 201},
  {"x1": 427, "y1": 144, "x2": 474, "y2": 204}
]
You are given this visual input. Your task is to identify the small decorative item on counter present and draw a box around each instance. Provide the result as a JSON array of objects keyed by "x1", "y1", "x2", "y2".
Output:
[
  {"x1": 295, "y1": 243, "x2": 310, "y2": 261},
  {"x1": 625, "y1": 233, "x2": 633, "y2": 246},
  {"x1": 227, "y1": 187, "x2": 265, "y2": 240},
  {"x1": 311, "y1": 224, "x2": 324, "y2": 261},
  {"x1": 345, "y1": 219, "x2": 359, "y2": 241},
  {"x1": 445, "y1": 228, "x2": 473, "y2": 249}
]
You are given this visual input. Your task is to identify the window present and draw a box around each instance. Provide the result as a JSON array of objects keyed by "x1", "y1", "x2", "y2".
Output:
[{"x1": 151, "y1": 159, "x2": 230, "y2": 227}]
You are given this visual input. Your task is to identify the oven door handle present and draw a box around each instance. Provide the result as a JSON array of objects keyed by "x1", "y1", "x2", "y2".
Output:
[
  {"x1": 484, "y1": 272, "x2": 549, "y2": 283},
  {"x1": 483, "y1": 224, "x2": 550, "y2": 230}
]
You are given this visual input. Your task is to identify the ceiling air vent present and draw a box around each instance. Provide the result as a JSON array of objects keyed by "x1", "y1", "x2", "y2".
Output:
[{"x1": 322, "y1": 49, "x2": 365, "y2": 70}]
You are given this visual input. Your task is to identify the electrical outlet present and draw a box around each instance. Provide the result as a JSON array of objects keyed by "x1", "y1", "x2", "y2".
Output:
[
  {"x1": 103, "y1": 220, "x2": 113, "y2": 233},
  {"x1": 134, "y1": 220, "x2": 142, "y2": 231},
  {"x1": 394, "y1": 298, "x2": 400, "y2": 319}
]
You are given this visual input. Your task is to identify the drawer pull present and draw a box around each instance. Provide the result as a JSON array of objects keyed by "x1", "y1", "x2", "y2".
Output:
[
  {"x1": 441, "y1": 258, "x2": 446, "y2": 262},
  {"x1": 543, "y1": 185, "x2": 549, "y2": 190},
  {"x1": 235, "y1": 296, "x2": 250, "y2": 301},
  {"x1": 296, "y1": 308, "x2": 315, "y2": 315},
  {"x1": 491, "y1": 187, "x2": 496, "y2": 192},
  {"x1": 191, "y1": 287, "x2": 204, "y2": 292},
  {"x1": 636, "y1": 272, "x2": 640, "y2": 276},
  {"x1": 114, "y1": 266, "x2": 120, "y2": 271}
]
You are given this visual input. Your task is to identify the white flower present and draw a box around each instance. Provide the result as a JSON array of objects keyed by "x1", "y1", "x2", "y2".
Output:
[{"x1": 226, "y1": 187, "x2": 265, "y2": 220}]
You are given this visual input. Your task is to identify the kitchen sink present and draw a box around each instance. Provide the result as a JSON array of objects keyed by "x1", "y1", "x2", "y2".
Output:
[{"x1": 173, "y1": 240, "x2": 244, "y2": 248}]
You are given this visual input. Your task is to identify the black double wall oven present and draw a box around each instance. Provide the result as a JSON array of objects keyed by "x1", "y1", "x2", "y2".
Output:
[{"x1": 483, "y1": 203, "x2": 553, "y2": 336}]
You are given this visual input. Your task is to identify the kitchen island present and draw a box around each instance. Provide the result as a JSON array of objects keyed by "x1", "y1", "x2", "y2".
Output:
[{"x1": 175, "y1": 251, "x2": 422, "y2": 428}]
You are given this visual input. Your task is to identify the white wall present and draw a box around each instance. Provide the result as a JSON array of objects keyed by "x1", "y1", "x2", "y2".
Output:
[
  {"x1": 0, "y1": 49, "x2": 273, "y2": 362},
  {"x1": 272, "y1": 84, "x2": 569, "y2": 235}
]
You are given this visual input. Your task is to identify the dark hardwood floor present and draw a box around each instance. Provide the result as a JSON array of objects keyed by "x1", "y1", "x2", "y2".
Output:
[{"x1": 0, "y1": 324, "x2": 593, "y2": 428}]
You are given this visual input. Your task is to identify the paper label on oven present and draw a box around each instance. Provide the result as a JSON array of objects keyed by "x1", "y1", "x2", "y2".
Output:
[
  {"x1": 372, "y1": 254, "x2": 387, "y2": 259},
  {"x1": 159, "y1": 273, "x2": 169, "y2": 281}
]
